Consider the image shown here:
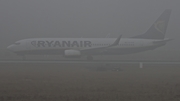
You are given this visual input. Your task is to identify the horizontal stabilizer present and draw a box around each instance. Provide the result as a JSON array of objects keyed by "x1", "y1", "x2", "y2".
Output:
[{"x1": 153, "y1": 38, "x2": 173, "y2": 44}]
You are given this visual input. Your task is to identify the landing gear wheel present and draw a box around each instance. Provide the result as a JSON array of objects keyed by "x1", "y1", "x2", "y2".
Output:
[{"x1": 87, "y1": 56, "x2": 93, "y2": 61}]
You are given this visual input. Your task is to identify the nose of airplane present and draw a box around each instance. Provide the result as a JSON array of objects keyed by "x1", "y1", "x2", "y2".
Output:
[{"x1": 7, "y1": 45, "x2": 14, "y2": 51}]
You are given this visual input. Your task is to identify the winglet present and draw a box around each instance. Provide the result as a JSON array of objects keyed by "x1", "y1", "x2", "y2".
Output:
[
  {"x1": 80, "y1": 35, "x2": 122, "y2": 51},
  {"x1": 109, "y1": 35, "x2": 122, "y2": 47}
]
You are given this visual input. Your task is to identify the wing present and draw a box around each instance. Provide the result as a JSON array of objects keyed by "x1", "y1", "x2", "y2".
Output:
[{"x1": 80, "y1": 35, "x2": 122, "y2": 51}]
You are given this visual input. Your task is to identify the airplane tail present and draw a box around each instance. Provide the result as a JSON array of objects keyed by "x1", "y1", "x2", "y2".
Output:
[{"x1": 132, "y1": 9, "x2": 171, "y2": 39}]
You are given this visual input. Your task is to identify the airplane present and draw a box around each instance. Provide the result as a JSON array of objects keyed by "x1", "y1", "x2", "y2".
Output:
[{"x1": 7, "y1": 9, "x2": 172, "y2": 60}]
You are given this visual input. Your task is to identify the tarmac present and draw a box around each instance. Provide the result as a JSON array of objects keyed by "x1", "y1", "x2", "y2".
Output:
[{"x1": 0, "y1": 61, "x2": 180, "y2": 101}]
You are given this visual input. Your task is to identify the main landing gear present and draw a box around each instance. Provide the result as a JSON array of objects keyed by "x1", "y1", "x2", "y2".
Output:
[{"x1": 87, "y1": 55, "x2": 93, "y2": 61}]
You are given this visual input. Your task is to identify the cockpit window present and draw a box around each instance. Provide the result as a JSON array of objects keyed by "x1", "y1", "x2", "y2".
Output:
[{"x1": 14, "y1": 42, "x2": 21, "y2": 45}]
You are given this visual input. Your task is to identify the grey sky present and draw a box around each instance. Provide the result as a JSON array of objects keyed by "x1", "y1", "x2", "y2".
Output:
[{"x1": 0, "y1": 0, "x2": 180, "y2": 49}]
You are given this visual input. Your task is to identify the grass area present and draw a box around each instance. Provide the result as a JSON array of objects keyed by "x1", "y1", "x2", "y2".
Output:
[{"x1": 0, "y1": 63, "x2": 180, "y2": 101}]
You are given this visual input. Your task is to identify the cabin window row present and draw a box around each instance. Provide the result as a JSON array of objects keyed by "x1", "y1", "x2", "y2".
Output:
[{"x1": 91, "y1": 44, "x2": 134, "y2": 46}]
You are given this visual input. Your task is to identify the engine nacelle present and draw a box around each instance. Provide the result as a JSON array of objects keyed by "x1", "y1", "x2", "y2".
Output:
[{"x1": 64, "y1": 50, "x2": 81, "y2": 57}]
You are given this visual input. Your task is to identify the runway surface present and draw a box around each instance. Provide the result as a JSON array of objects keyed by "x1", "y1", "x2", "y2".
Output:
[
  {"x1": 0, "y1": 60, "x2": 180, "y2": 101},
  {"x1": 1, "y1": 60, "x2": 180, "y2": 64}
]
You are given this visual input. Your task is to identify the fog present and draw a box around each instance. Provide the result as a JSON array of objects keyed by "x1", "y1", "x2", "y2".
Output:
[
  {"x1": 0, "y1": 0, "x2": 180, "y2": 60},
  {"x1": 1, "y1": 1, "x2": 180, "y2": 100}
]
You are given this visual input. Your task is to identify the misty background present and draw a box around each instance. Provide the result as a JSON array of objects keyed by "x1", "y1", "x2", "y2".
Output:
[{"x1": 0, "y1": 0, "x2": 180, "y2": 60}]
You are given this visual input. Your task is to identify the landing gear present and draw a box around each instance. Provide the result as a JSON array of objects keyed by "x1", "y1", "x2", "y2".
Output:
[{"x1": 87, "y1": 55, "x2": 93, "y2": 61}]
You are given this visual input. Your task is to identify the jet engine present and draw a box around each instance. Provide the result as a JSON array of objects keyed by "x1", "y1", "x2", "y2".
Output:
[{"x1": 63, "y1": 50, "x2": 81, "y2": 57}]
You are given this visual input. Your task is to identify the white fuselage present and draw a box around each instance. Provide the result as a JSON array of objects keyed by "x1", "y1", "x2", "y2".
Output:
[{"x1": 7, "y1": 38, "x2": 166, "y2": 56}]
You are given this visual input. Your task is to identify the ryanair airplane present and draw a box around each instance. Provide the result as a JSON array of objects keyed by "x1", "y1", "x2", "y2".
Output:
[{"x1": 7, "y1": 9, "x2": 172, "y2": 60}]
